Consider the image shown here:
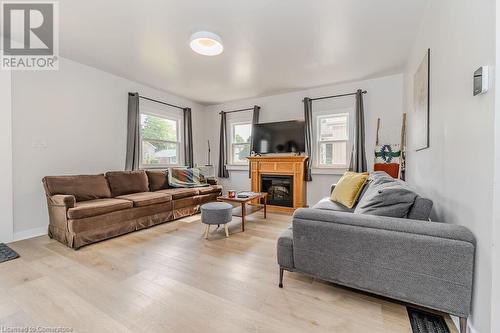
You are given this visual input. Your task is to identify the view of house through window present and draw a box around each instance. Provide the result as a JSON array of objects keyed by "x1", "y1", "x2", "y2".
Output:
[
  {"x1": 140, "y1": 113, "x2": 180, "y2": 166},
  {"x1": 231, "y1": 122, "x2": 252, "y2": 164},
  {"x1": 317, "y1": 113, "x2": 349, "y2": 167}
]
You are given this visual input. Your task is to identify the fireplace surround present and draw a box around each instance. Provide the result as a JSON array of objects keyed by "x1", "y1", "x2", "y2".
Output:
[{"x1": 248, "y1": 155, "x2": 308, "y2": 213}]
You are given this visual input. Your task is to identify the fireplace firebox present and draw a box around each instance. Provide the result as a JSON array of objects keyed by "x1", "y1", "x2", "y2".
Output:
[{"x1": 261, "y1": 175, "x2": 293, "y2": 207}]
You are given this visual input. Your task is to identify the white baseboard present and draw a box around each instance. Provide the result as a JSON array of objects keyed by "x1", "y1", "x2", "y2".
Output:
[
  {"x1": 12, "y1": 226, "x2": 47, "y2": 242},
  {"x1": 451, "y1": 315, "x2": 477, "y2": 333}
]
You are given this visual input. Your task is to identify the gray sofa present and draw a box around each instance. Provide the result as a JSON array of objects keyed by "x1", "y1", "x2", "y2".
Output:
[{"x1": 277, "y1": 172, "x2": 475, "y2": 333}]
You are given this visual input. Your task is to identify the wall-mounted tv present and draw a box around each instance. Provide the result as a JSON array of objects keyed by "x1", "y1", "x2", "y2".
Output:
[{"x1": 252, "y1": 120, "x2": 305, "y2": 154}]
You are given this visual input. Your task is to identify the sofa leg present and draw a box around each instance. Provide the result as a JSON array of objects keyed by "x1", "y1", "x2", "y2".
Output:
[
  {"x1": 459, "y1": 317, "x2": 467, "y2": 333},
  {"x1": 279, "y1": 267, "x2": 284, "y2": 288}
]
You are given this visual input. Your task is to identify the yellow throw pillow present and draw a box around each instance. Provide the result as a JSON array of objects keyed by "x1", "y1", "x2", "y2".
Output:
[{"x1": 330, "y1": 172, "x2": 369, "y2": 208}]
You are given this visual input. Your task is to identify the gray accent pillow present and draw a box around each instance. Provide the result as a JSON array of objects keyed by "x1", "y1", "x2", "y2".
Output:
[{"x1": 354, "y1": 180, "x2": 417, "y2": 218}]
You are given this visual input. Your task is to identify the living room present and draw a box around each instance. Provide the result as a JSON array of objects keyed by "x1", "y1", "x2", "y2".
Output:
[{"x1": 0, "y1": 1, "x2": 499, "y2": 333}]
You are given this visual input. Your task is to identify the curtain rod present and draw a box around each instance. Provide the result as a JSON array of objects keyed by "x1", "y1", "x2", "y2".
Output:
[
  {"x1": 309, "y1": 90, "x2": 367, "y2": 102},
  {"x1": 138, "y1": 95, "x2": 185, "y2": 110},
  {"x1": 219, "y1": 107, "x2": 254, "y2": 115}
]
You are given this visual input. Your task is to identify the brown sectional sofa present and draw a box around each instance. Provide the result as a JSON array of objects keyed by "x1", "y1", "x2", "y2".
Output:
[{"x1": 42, "y1": 170, "x2": 222, "y2": 249}]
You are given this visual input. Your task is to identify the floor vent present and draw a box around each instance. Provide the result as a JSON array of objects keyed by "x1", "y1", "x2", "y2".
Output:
[{"x1": 407, "y1": 307, "x2": 450, "y2": 333}]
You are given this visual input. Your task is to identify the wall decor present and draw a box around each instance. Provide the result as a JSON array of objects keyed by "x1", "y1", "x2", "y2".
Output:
[{"x1": 413, "y1": 48, "x2": 430, "y2": 151}]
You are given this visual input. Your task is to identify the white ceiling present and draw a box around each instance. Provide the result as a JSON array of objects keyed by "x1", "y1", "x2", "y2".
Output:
[{"x1": 59, "y1": 0, "x2": 427, "y2": 105}]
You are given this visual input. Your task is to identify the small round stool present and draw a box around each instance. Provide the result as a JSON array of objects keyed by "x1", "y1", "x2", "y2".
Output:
[{"x1": 201, "y1": 202, "x2": 233, "y2": 239}]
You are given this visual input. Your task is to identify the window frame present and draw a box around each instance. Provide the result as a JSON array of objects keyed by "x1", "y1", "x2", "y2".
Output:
[
  {"x1": 313, "y1": 109, "x2": 352, "y2": 170},
  {"x1": 139, "y1": 107, "x2": 184, "y2": 169},
  {"x1": 229, "y1": 120, "x2": 252, "y2": 165}
]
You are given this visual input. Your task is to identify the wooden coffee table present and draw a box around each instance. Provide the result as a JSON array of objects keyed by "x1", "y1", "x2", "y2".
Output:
[{"x1": 217, "y1": 192, "x2": 268, "y2": 232}]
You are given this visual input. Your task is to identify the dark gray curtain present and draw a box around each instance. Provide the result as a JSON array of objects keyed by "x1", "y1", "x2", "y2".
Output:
[
  {"x1": 248, "y1": 105, "x2": 261, "y2": 178},
  {"x1": 125, "y1": 92, "x2": 140, "y2": 170},
  {"x1": 218, "y1": 112, "x2": 229, "y2": 178},
  {"x1": 183, "y1": 108, "x2": 194, "y2": 168},
  {"x1": 348, "y1": 89, "x2": 367, "y2": 172},
  {"x1": 303, "y1": 98, "x2": 313, "y2": 181}
]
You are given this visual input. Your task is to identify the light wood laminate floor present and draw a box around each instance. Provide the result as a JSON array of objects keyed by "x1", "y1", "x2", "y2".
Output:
[{"x1": 1, "y1": 212, "x2": 457, "y2": 332}]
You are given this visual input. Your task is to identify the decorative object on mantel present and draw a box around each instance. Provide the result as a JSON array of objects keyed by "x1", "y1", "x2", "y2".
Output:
[{"x1": 413, "y1": 48, "x2": 430, "y2": 151}]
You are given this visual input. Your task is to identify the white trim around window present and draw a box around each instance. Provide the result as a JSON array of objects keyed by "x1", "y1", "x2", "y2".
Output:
[
  {"x1": 139, "y1": 105, "x2": 184, "y2": 169},
  {"x1": 226, "y1": 111, "x2": 253, "y2": 166},
  {"x1": 312, "y1": 108, "x2": 353, "y2": 170}
]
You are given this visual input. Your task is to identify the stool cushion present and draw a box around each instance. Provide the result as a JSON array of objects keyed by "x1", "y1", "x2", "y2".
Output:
[{"x1": 201, "y1": 202, "x2": 233, "y2": 225}]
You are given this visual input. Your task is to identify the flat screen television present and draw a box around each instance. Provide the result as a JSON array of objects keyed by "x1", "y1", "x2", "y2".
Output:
[{"x1": 252, "y1": 120, "x2": 305, "y2": 154}]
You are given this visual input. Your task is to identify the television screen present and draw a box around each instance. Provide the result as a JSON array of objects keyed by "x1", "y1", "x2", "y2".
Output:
[{"x1": 252, "y1": 120, "x2": 305, "y2": 154}]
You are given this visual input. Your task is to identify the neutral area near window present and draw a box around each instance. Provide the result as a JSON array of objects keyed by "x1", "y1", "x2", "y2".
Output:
[
  {"x1": 314, "y1": 111, "x2": 350, "y2": 169},
  {"x1": 140, "y1": 107, "x2": 183, "y2": 168},
  {"x1": 227, "y1": 111, "x2": 253, "y2": 166},
  {"x1": 230, "y1": 122, "x2": 252, "y2": 164}
]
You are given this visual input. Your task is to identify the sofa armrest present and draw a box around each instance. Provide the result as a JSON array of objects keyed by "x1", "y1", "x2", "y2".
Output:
[
  {"x1": 47, "y1": 194, "x2": 76, "y2": 208},
  {"x1": 291, "y1": 208, "x2": 475, "y2": 316},
  {"x1": 45, "y1": 195, "x2": 75, "y2": 232}
]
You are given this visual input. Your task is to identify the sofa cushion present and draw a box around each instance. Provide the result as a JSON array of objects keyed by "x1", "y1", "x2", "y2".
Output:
[
  {"x1": 354, "y1": 180, "x2": 418, "y2": 218},
  {"x1": 106, "y1": 171, "x2": 149, "y2": 197},
  {"x1": 312, "y1": 197, "x2": 355, "y2": 213},
  {"x1": 43, "y1": 174, "x2": 112, "y2": 202},
  {"x1": 116, "y1": 192, "x2": 172, "y2": 207},
  {"x1": 330, "y1": 172, "x2": 369, "y2": 208},
  {"x1": 67, "y1": 198, "x2": 133, "y2": 219},
  {"x1": 407, "y1": 196, "x2": 433, "y2": 221},
  {"x1": 156, "y1": 188, "x2": 200, "y2": 199},
  {"x1": 198, "y1": 185, "x2": 223, "y2": 195},
  {"x1": 369, "y1": 171, "x2": 396, "y2": 186},
  {"x1": 146, "y1": 170, "x2": 170, "y2": 191}
]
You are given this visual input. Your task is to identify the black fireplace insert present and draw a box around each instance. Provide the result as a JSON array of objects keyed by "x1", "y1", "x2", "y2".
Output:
[{"x1": 261, "y1": 175, "x2": 293, "y2": 207}]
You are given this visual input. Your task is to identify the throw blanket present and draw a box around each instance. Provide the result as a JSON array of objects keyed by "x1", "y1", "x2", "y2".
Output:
[
  {"x1": 168, "y1": 167, "x2": 209, "y2": 188},
  {"x1": 374, "y1": 144, "x2": 401, "y2": 179}
]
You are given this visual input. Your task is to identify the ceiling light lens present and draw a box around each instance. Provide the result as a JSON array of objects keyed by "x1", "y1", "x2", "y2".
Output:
[{"x1": 190, "y1": 31, "x2": 223, "y2": 56}]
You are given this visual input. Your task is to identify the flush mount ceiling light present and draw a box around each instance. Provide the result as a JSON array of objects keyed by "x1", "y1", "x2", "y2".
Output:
[{"x1": 190, "y1": 31, "x2": 223, "y2": 56}]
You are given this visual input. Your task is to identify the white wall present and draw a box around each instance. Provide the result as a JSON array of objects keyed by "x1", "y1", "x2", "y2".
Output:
[
  {"x1": 195, "y1": 74, "x2": 405, "y2": 205},
  {"x1": 0, "y1": 69, "x2": 13, "y2": 243},
  {"x1": 405, "y1": 1, "x2": 496, "y2": 332},
  {"x1": 492, "y1": 2, "x2": 500, "y2": 331},
  {"x1": 11, "y1": 58, "x2": 203, "y2": 239}
]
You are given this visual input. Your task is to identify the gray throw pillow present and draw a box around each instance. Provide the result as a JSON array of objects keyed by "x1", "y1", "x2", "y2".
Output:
[
  {"x1": 354, "y1": 180, "x2": 417, "y2": 218},
  {"x1": 369, "y1": 171, "x2": 395, "y2": 186}
]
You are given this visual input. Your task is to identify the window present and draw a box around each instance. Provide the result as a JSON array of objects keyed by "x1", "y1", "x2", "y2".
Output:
[
  {"x1": 140, "y1": 112, "x2": 182, "y2": 167},
  {"x1": 316, "y1": 113, "x2": 349, "y2": 168},
  {"x1": 230, "y1": 122, "x2": 252, "y2": 164}
]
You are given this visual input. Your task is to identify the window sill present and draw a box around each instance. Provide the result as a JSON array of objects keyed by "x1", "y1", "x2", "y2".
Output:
[
  {"x1": 141, "y1": 165, "x2": 185, "y2": 170},
  {"x1": 226, "y1": 164, "x2": 249, "y2": 171},
  {"x1": 311, "y1": 168, "x2": 347, "y2": 175}
]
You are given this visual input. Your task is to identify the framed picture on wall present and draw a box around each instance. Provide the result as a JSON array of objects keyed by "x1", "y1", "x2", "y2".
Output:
[{"x1": 413, "y1": 48, "x2": 430, "y2": 151}]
